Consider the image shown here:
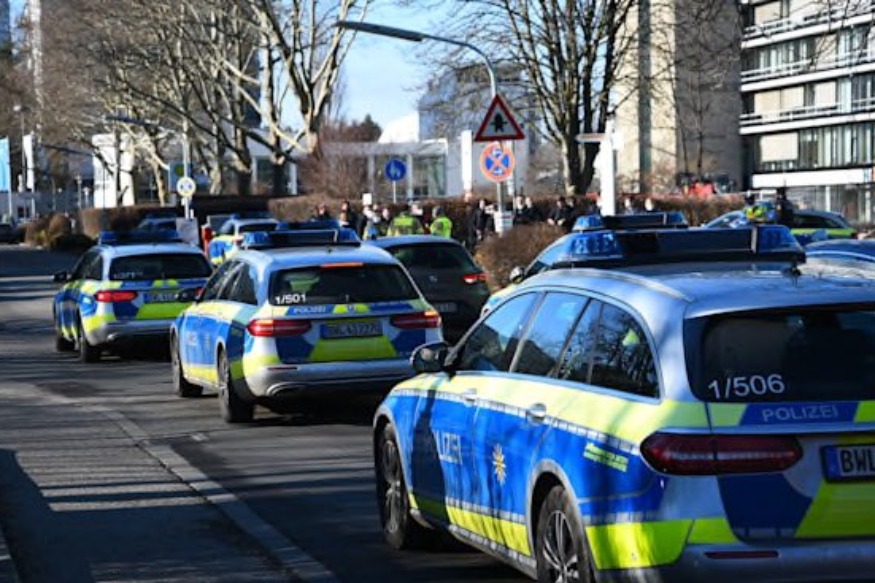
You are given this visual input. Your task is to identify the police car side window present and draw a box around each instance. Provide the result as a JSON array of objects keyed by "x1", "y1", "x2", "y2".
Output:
[
  {"x1": 589, "y1": 304, "x2": 658, "y2": 397},
  {"x1": 71, "y1": 252, "x2": 96, "y2": 279},
  {"x1": 556, "y1": 300, "x2": 602, "y2": 383},
  {"x1": 227, "y1": 264, "x2": 257, "y2": 305},
  {"x1": 219, "y1": 222, "x2": 235, "y2": 236},
  {"x1": 83, "y1": 255, "x2": 104, "y2": 280},
  {"x1": 513, "y1": 293, "x2": 588, "y2": 377},
  {"x1": 456, "y1": 293, "x2": 537, "y2": 372},
  {"x1": 201, "y1": 261, "x2": 237, "y2": 301}
]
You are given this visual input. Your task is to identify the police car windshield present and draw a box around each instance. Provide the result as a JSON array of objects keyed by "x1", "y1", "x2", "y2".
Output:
[
  {"x1": 239, "y1": 222, "x2": 278, "y2": 233},
  {"x1": 388, "y1": 244, "x2": 476, "y2": 271},
  {"x1": 269, "y1": 264, "x2": 419, "y2": 305},
  {"x1": 687, "y1": 305, "x2": 875, "y2": 402},
  {"x1": 109, "y1": 254, "x2": 212, "y2": 281}
]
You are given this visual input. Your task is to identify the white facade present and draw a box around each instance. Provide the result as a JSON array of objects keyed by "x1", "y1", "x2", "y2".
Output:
[{"x1": 742, "y1": 0, "x2": 875, "y2": 222}]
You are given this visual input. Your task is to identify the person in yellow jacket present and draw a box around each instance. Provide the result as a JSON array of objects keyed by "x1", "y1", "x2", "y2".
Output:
[
  {"x1": 387, "y1": 203, "x2": 425, "y2": 236},
  {"x1": 429, "y1": 206, "x2": 453, "y2": 238}
]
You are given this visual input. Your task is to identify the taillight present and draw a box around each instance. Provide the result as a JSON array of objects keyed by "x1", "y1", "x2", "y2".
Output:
[
  {"x1": 232, "y1": 236, "x2": 244, "y2": 246},
  {"x1": 95, "y1": 290, "x2": 138, "y2": 303},
  {"x1": 391, "y1": 310, "x2": 442, "y2": 329},
  {"x1": 640, "y1": 432, "x2": 802, "y2": 475},
  {"x1": 246, "y1": 318, "x2": 311, "y2": 337},
  {"x1": 463, "y1": 272, "x2": 488, "y2": 284}
]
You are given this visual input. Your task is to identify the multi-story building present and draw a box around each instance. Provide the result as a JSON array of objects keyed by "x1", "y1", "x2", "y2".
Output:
[
  {"x1": 741, "y1": 0, "x2": 875, "y2": 221},
  {"x1": 615, "y1": 0, "x2": 742, "y2": 194}
]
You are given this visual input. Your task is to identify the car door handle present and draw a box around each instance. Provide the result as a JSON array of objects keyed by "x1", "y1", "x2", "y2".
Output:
[
  {"x1": 527, "y1": 403, "x2": 547, "y2": 423},
  {"x1": 462, "y1": 388, "x2": 477, "y2": 405}
]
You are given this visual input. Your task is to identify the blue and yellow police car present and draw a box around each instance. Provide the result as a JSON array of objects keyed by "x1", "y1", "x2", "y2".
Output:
[
  {"x1": 53, "y1": 230, "x2": 212, "y2": 362},
  {"x1": 374, "y1": 225, "x2": 875, "y2": 582},
  {"x1": 207, "y1": 215, "x2": 280, "y2": 265},
  {"x1": 170, "y1": 231, "x2": 443, "y2": 423}
]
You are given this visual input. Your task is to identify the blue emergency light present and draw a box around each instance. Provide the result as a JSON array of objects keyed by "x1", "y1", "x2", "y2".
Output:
[
  {"x1": 240, "y1": 228, "x2": 360, "y2": 250},
  {"x1": 572, "y1": 211, "x2": 688, "y2": 232},
  {"x1": 98, "y1": 229, "x2": 182, "y2": 246},
  {"x1": 557, "y1": 224, "x2": 803, "y2": 267}
]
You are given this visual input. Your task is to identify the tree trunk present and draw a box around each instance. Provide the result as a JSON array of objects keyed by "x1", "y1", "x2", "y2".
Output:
[
  {"x1": 271, "y1": 160, "x2": 287, "y2": 196},
  {"x1": 236, "y1": 168, "x2": 252, "y2": 197}
]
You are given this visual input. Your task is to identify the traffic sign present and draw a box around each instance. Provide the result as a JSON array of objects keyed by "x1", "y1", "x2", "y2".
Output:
[
  {"x1": 384, "y1": 159, "x2": 407, "y2": 182},
  {"x1": 474, "y1": 94, "x2": 525, "y2": 142},
  {"x1": 177, "y1": 176, "x2": 196, "y2": 198},
  {"x1": 479, "y1": 141, "x2": 515, "y2": 183}
]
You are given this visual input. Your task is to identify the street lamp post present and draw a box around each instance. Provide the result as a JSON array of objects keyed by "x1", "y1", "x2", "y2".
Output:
[
  {"x1": 335, "y1": 21, "x2": 511, "y2": 229},
  {"x1": 12, "y1": 104, "x2": 26, "y2": 220}
]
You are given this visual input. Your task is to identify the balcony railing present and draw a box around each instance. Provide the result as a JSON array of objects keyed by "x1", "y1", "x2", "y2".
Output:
[
  {"x1": 744, "y1": 1, "x2": 874, "y2": 39},
  {"x1": 742, "y1": 48, "x2": 875, "y2": 82},
  {"x1": 740, "y1": 95, "x2": 875, "y2": 126}
]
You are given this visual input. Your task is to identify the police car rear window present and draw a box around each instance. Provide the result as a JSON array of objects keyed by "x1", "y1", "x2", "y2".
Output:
[
  {"x1": 109, "y1": 254, "x2": 212, "y2": 281},
  {"x1": 388, "y1": 244, "x2": 476, "y2": 271},
  {"x1": 687, "y1": 305, "x2": 875, "y2": 402},
  {"x1": 269, "y1": 264, "x2": 419, "y2": 305}
]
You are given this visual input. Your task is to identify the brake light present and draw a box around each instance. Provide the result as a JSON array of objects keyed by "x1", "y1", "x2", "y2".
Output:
[
  {"x1": 232, "y1": 236, "x2": 244, "y2": 246},
  {"x1": 463, "y1": 272, "x2": 488, "y2": 284},
  {"x1": 321, "y1": 262, "x2": 363, "y2": 269},
  {"x1": 95, "y1": 290, "x2": 138, "y2": 303},
  {"x1": 640, "y1": 432, "x2": 802, "y2": 475},
  {"x1": 246, "y1": 318, "x2": 311, "y2": 337},
  {"x1": 391, "y1": 310, "x2": 442, "y2": 329}
]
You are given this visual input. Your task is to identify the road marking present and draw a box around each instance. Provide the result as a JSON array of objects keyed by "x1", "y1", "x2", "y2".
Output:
[{"x1": 33, "y1": 391, "x2": 341, "y2": 583}]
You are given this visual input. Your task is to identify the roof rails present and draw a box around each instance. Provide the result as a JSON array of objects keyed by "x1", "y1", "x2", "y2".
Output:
[
  {"x1": 240, "y1": 227, "x2": 360, "y2": 250},
  {"x1": 553, "y1": 224, "x2": 804, "y2": 269},
  {"x1": 98, "y1": 229, "x2": 183, "y2": 246},
  {"x1": 573, "y1": 211, "x2": 688, "y2": 233}
]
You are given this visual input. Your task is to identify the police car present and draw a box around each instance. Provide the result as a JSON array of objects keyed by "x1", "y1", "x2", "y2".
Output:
[
  {"x1": 207, "y1": 215, "x2": 280, "y2": 265},
  {"x1": 482, "y1": 212, "x2": 688, "y2": 314},
  {"x1": 373, "y1": 225, "x2": 875, "y2": 582},
  {"x1": 705, "y1": 207, "x2": 856, "y2": 245},
  {"x1": 170, "y1": 231, "x2": 443, "y2": 423},
  {"x1": 53, "y1": 230, "x2": 212, "y2": 362}
]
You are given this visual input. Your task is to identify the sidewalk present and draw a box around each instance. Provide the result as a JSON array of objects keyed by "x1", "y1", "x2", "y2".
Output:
[{"x1": 0, "y1": 380, "x2": 287, "y2": 583}]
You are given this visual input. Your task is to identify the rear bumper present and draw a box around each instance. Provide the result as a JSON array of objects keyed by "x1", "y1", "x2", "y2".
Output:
[
  {"x1": 91, "y1": 320, "x2": 173, "y2": 345},
  {"x1": 245, "y1": 358, "x2": 415, "y2": 400},
  {"x1": 598, "y1": 541, "x2": 875, "y2": 583}
]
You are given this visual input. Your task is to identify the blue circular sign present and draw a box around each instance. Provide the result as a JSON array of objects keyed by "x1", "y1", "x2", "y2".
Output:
[{"x1": 384, "y1": 159, "x2": 407, "y2": 182}]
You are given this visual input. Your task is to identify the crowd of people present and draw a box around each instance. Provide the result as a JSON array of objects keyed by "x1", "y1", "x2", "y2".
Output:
[{"x1": 308, "y1": 199, "x2": 454, "y2": 241}]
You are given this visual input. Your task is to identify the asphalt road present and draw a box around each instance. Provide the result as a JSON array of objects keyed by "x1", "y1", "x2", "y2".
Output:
[{"x1": 0, "y1": 245, "x2": 524, "y2": 583}]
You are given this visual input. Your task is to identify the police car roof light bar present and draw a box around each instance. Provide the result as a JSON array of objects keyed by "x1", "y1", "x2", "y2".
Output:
[
  {"x1": 98, "y1": 229, "x2": 183, "y2": 246},
  {"x1": 241, "y1": 229, "x2": 361, "y2": 250},
  {"x1": 572, "y1": 212, "x2": 687, "y2": 233}
]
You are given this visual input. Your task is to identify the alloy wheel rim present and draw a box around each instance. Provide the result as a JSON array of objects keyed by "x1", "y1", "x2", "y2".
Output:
[
  {"x1": 380, "y1": 438, "x2": 403, "y2": 534},
  {"x1": 542, "y1": 509, "x2": 580, "y2": 583}
]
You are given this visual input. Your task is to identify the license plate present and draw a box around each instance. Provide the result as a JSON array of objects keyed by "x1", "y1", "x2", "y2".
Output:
[
  {"x1": 823, "y1": 444, "x2": 875, "y2": 481},
  {"x1": 434, "y1": 302, "x2": 457, "y2": 313},
  {"x1": 144, "y1": 291, "x2": 178, "y2": 303},
  {"x1": 321, "y1": 320, "x2": 382, "y2": 339}
]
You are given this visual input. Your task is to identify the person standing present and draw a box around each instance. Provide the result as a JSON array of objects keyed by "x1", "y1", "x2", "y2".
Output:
[
  {"x1": 774, "y1": 187, "x2": 795, "y2": 227},
  {"x1": 387, "y1": 203, "x2": 425, "y2": 236},
  {"x1": 430, "y1": 206, "x2": 453, "y2": 238},
  {"x1": 311, "y1": 203, "x2": 332, "y2": 221},
  {"x1": 340, "y1": 200, "x2": 358, "y2": 230},
  {"x1": 548, "y1": 196, "x2": 573, "y2": 232}
]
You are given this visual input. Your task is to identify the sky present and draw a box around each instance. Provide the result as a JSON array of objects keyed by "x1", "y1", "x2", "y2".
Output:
[{"x1": 9, "y1": 0, "x2": 432, "y2": 132}]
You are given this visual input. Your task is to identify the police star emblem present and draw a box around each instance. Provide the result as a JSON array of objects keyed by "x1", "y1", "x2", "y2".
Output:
[{"x1": 492, "y1": 444, "x2": 507, "y2": 485}]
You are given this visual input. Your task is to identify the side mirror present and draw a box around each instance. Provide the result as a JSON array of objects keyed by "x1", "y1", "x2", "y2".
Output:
[
  {"x1": 509, "y1": 265, "x2": 525, "y2": 284},
  {"x1": 53, "y1": 271, "x2": 69, "y2": 283},
  {"x1": 412, "y1": 341, "x2": 449, "y2": 374},
  {"x1": 176, "y1": 288, "x2": 201, "y2": 303}
]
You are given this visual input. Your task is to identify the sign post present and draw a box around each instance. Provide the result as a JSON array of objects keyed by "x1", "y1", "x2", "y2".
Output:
[
  {"x1": 176, "y1": 175, "x2": 196, "y2": 220},
  {"x1": 384, "y1": 159, "x2": 407, "y2": 204},
  {"x1": 474, "y1": 94, "x2": 525, "y2": 235}
]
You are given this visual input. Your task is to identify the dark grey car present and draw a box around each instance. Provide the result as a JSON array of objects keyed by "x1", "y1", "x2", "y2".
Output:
[{"x1": 367, "y1": 236, "x2": 490, "y2": 343}]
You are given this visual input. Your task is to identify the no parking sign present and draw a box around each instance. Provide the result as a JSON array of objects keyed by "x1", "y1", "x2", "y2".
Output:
[{"x1": 479, "y1": 141, "x2": 515, "y2": 183}]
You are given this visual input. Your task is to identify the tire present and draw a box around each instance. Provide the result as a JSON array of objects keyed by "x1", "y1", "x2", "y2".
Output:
[
  {"x1": 55, "y1": 333, "x2": 75, "y2": 352},
  {"x1": 535, "y1": 486, "x2": 594, "y2": 583},
  {"x1": 77, "y1": 317, "x2": 100, "y2": 363},
  {"x1": 375, "y1": 423, "x2": 430, "y2": 550},
  {"x1": 217, "y1": 350, "x2": 253, "y2": 423},
  {"x1": 171, "y1": 334, "x2": 202, "y2": 398}
]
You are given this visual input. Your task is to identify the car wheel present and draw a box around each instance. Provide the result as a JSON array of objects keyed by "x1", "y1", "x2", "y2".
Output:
[
  {"x1": 54, "y1": 313, "x2": 75, "y2": 352},
  {"x1": 77, "y1": 316, "x2": 100, "y2": 363},
  {"x1": 376, "y1": 423, "x2": 429, "y2": 550},
  {"x1": 535, "y1": 485, "x2": 594, "y2": 583},
  {"x1": 171, "y1": 334, "x2": 201, "y2": 398},
  {"x1": 217, "y1": 350, "x2": 253, "y2": 423}
]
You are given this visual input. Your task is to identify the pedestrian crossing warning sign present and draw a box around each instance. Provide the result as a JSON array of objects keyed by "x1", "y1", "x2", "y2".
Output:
[{"x1": 474, "y1": 94, "x2": 525, "y2": 142}]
